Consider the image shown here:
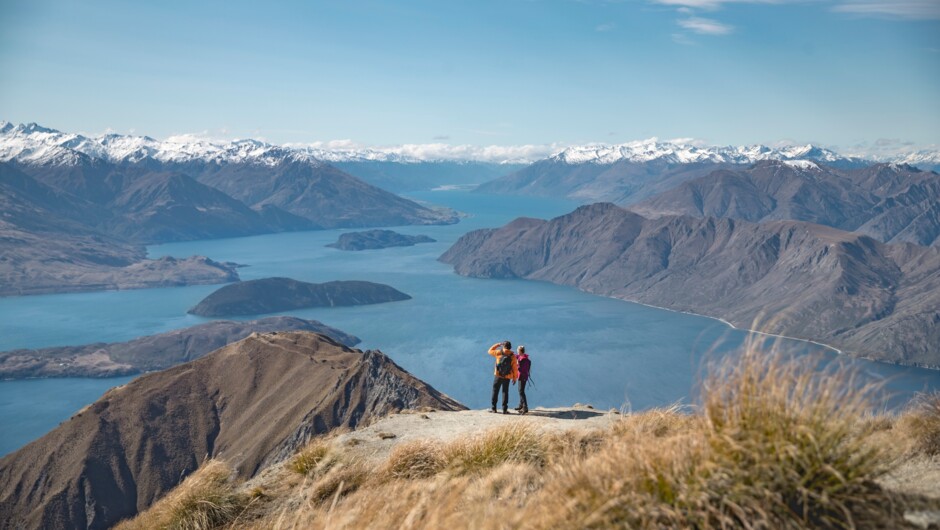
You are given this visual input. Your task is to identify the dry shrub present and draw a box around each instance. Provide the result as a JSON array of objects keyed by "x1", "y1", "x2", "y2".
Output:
[
  {"x1": 443, "y1": 423, "x2": 546, "y2": 476},
  {"x1": 897, "y1": 391, "x2": 940, "y2": 456},
  {"x1": 115, "y1": 460, "x2": 246, "y2": 530},
  {"x1": 382, "y1": 440, "x2": 447, "y2": 480}
]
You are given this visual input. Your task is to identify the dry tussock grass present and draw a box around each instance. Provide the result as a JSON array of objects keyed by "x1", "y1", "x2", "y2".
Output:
[
  {"x1": 132, "y1": 336, "x2": 936, "y2": 530},
  {"x1": 115, "y1": 460, "x2": 249, "y2": 530},
  {"x1": 896, "y1": 391, "x2": 940, "y2": 456},
  {"x1": 443, "y1": 423, "x2": 547, "y2": 476},
  {"x1": 288, "y1": 438, "x2": 331, "y2": 476}
]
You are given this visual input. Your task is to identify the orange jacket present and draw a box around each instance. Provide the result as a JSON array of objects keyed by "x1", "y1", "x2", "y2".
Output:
[{"x1": 488, "y1": 343, "x2": 519, "y2": 381}]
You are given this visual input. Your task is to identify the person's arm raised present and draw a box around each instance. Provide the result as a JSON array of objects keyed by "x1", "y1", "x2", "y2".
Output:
[{"x1": 488, "y1": 343, "x2": 502, "y2": 357}]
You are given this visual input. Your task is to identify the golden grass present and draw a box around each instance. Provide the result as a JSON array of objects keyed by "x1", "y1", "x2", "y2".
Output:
[
  {"x1": 114, "y1": 460, "x2": 248, "y2": 530},
  {"x1": 128, "y1": 336, "x2": 937, "y2": 530},
  {"x1": 381, "y1": 440, "x2": 446, "y2": 480},
  {"x1": 288, "y1": 439, "x2": 331, "y2": 476},
  {"x1": 897, "y1": 391, "x2": 940, "y2": 456},
  {"x1": 442, "y1": 423, "x2": 547, "y2": 476}
]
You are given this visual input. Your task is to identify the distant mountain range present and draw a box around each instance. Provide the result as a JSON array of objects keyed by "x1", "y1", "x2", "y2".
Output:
[
  {"x1": 0, "y1": 122, "x2": 457, "y2": 239},
  {"x1": 476, "y1": 139, "x2": 940, "y2": 204},
  {"x1": 631, "y1": 161, "x2": 940, "y2": 247},
  {"x1": 0, "y1": 121, "x2": 521, "y2": 192},
  {"x1": 0, "y1": 122, "x2": 460, "y2": 295},
  {"x1": 441, "y1": 203, "x2": 940, "y2": 368}
]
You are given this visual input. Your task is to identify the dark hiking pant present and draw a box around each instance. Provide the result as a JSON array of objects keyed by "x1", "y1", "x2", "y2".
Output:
[
  {"x1": 491, "y1": 377, "x2": 510, "y2": 411},
  {"x1": 518, "y1": 379, "x2": 528, "y2": 411}
]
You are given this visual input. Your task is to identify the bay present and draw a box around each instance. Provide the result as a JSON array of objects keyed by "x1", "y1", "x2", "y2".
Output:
[{"x1": 1, "y1": 190, "x2": 937, "y2": 457}]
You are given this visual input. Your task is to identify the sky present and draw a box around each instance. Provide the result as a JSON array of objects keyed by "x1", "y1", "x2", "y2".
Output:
[{"x1": 0, "y1": 0, "x2": 938, "y2": 155}]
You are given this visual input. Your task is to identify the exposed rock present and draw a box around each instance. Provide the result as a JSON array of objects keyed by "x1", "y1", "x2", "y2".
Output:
[
  {"x1": 188, "y1": 277, "x2": 411, "y2": 317},
  {"x1": 440, "y1": 203, "x2": 940, "y2": 368},
  {"x1": 326, "y1": 229, "x2": 435, "y2": 251},
  {"x1": 0, "y1": 316, "x2": 359, "y2": 379},
  {"x1": 0, "y1": 331, "x2": 465, "y2": 530}
]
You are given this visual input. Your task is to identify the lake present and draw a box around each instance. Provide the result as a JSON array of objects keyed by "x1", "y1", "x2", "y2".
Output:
[{"x1": 1, "y1": 190, "x2": 938, "y2": 457}]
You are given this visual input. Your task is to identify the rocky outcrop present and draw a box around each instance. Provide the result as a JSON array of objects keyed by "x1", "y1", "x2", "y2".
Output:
[
  {"x1": 0, "y1": 331, "x2": 466, "y2": 530},
  {"x1": 326, "y1": 229, "x2": 435, "y2": 251},
  {"x1": 188, "y1": 277, "x2": 411, "y2": 317},
  {"x1": 0, "y1": 316, "x2": 359, "y2": 379},
  {"x1": 440, "y1": 203, "x2": 940, "y2": 368}
]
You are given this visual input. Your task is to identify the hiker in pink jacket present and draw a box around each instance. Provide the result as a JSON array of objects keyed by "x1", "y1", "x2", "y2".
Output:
[{"x1": 515, "y1": 345, "x2": 531, "y2": 415}]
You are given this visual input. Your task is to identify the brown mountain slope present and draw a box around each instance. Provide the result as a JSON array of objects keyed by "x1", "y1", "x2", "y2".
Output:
[
  {"x1": 440, "y1": 203, "x2": 940, "y2": 367},
  {"x1": 0, "y1": 331, "x2": 465, "y2": 530},
  {"x1": 631, "y1": 161, "x2": 940, "y2": 246},
  {"x1": 0, "y1": 162, "x2": 241, "y2": 296},
  {"x1": 0, "y1": 316, "x2": 360, "y2": 379}
]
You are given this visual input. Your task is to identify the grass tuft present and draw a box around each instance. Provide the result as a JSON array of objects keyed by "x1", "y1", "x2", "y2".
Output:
[
  {"x1": 290, "y1": 440, "x2": 331, "y2": 476},
  {"x1": 382, "y1": 440, "x2": 447, "y2": 480},
  {"x1": 114, "y1": 460, "x2": 246, "y2": 530},
  {"x1": 898, "y1": 391, "x2": 940, "y2": 456},
  {"x1": 443, "y1": 424, "x2": 546, "y2": 476}
]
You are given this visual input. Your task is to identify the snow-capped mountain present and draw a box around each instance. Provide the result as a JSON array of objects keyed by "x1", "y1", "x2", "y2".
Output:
[
  {"x1": 1, "y1": 120, "x2": 937, "y2": 170},
  {"x1": 549, "y1": 139, "x2": 866, "y2": 167},
  {"x1": 0, "y1": 121, "x2": 321, "y2": 167}
]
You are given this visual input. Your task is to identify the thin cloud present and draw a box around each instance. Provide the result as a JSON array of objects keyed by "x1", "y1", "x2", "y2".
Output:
[
  {"x1": 672, "y1": 32, "x2": 698, "y2": 44},
  {"x1": 833, "y1": 0, "x2": 940, "y2": 19},
  {"x1": 651, "y1": 0, "x2": 940, "y2": 20},
  {"x1": 595, "y1": 22, "x2": 617, "y2": 31},
  {"x1": 652, "y1": 0, "x2": 787, "y2": 9},
  {"x1": 678, "y1": 16, "x2": 734, "y2": 34}
]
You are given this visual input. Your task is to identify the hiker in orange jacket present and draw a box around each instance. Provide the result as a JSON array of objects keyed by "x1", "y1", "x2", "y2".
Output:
[{"x1": 488, "y1": 340, "x2": 519, "y2": 414}]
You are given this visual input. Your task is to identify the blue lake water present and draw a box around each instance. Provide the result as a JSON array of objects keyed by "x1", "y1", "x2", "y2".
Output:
[{"x1": 1, "y1": 190, "x2": 938, "y2": 457}]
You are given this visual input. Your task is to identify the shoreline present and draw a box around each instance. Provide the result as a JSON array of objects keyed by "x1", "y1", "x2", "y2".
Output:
[
  {"x1": 592, "y1": 289, "x2": 937, "y2": 371},
  {"x1": 599, "y1": 293, "x2": 844, "y2": 355}
]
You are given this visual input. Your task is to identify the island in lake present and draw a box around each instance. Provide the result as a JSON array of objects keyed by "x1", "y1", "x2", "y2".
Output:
[
  {"x1": 326, "y1": 229, "x2": 436, "y2": 251},
  {"x1": 188, "y1": 277, "x2": 412, "y2": 317}
]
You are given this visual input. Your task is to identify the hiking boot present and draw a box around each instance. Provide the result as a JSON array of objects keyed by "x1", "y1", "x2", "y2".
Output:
[
  {"x1": 521, "y1": 409, "x2": 529, "y2": 415},
  {"x1": 489, "y1": 407, "x2": 497, "y2": 413},
  {"x1": 503, "y1": 409, "x2": 510, "y2": 415},
  {"x1": 514, "y1": 406, "x2": 522, "y2": 410}
]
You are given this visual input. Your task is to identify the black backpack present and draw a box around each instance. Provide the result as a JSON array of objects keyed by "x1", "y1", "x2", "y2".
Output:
[{"x1": 496, "y1": 354, "x2": 513, "y2": 377}]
